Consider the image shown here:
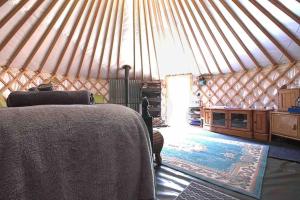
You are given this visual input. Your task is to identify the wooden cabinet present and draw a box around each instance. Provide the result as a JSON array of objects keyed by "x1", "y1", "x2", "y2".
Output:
[
  {"x1": 278, "y1": 88, "x2": 300, "y2": 111},
  {"x1": 270, "y1": 112, "x2": 300, "y2": 141},
  {"x1": 253, "y1": 110, "x2": 270, "y2": 141},
  {"x1": 204, "y1": 108, "x2": 253, "y2": 139}
]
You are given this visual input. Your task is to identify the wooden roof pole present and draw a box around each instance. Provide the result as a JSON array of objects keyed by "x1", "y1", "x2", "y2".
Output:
[
  {"x1": 0, "y1": 1, "x2": 43, "y2": 51},
  {"x1": 168, "y1": 0, "x2": 203, "y2": 74},
  {"x1": 0, "y1": 0, "x2": 29, "y2": 28},
  {"x1": 96, "y1": 0, "x2": 115, "y2": 79},
  {"x1": 88, "y1": 0, "x2": 109, "y2": 79},
  {"x1": 178, "y1": 0, "x2": 212, "y2": 74},
  {"x1": 133, "y1": 0, "x2": 136, "y2": 79},
  {"x1": 146, "y1": 0, "x2": 161, "y2": 80},
  {"x1": 165, "y1": 0, "x2": 185, "y2": 50},
  {"x1": 6, "y1": 1, "x2": 59, "y2": 68},
  {"x1": 200, "y1": 1, "x2": 247, "y2": 71},
  {"x1": 106, "y1": 0, "x2": 121, "y2": 80},
  {"x1": 234, "y1": 1, "x2": 294, "y2": 63},
  {"x1": 142, "y1": 0, "x2": 153, "y2": 80},
  {"x1": 138, "y1": 0, "x2": 144, "y2": 80},
  {"x1": 220, "y1": 1, "x2": 277, "y2": 65},
  {"x1": 249, "y1": 0, "x2": 300, "y2": 46},
  {"x1": 116, "y1": 0, "x2": 126, "y2": 79},
  {"x1": 208, "y1": 0, "x2": 261, "y2": 68},
  {"x1": 190, "y1": 0, "x2": 228, "y2": 73},
  {"x1": 76, "y1": 0, "x2": 102, "y2": 78},
  {"x1": 0, "y1": 0, "x2": 8, "y2": 8},
  {"x1": 154, "y1": 0, "x2": 165, "y2": 36},
  {"x1": 65, "y1": 0, "x2": 96, "y2": 76},
  {"x1": 21, "y1": 0, "x2": 71, "y2": 71},
  {"x1": 150, "y1": 0, "x2": 162, "y2": 39},
  {"x1": 269, "y1": 0, "x2": 300, "y2": 24},
  {"x1": 52, "y1": 1, "x2": 89, "y2": 75},
  {"x1": 160, "y1": 0, "x2": 176, "y2": 42}
]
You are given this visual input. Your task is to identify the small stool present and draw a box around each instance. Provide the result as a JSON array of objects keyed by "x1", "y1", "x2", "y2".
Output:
[{"x1": 153, "y1": 130, "x2": 164, "y2": 166}]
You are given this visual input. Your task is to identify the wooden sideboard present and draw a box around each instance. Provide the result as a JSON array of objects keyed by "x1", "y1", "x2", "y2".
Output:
[
  {"x1": 203, "y1": 108, "x2": 270, "y2": 141},
  {"x1": 270, "y1": 112, "x2": 300, "y2": 141}
]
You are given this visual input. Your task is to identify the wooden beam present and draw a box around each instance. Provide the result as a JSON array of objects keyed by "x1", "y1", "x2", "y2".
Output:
[
  {"x1": 146, "y1": 0, "x2": 161, "y2": 80},
  {"x1": 116, "y1": 0, "x2": 126, "y2": 79},
  {"x1": 208, "y1": 0, "x2": 261, "y2": 68},
  {"x1": 249, "y1": 0, "x2": 300, "y2": 46},
  {"x1": 6, "y1": 0, "x2": 59, "y2": 68},
  {"x1": 160, "y1": 0, "x2": 175, "y2": 41},
  {"x1": 154, "y1": 0, "x2": 165, "y2": 36},
  {"x1": 0, "y1": 0, "x2": 29, "y2": 28},
  {"x1": 169, "y1": 0, "x2": 202, "y2": 74},
  {"x1": 138, "y1": 0, "x2": 144, "y2": 80},
  {"x1": 21, "y1": 0, "x2": 70, "y2": 71},
  {"x1": 106, "y1": 0, "x2": 121, "y2": 79},
  {"x1": 234, "y1": 0, "x2": 294, "y2": 62},
  {"x1": 37, "y1": 1, "x2": 79, "y2": 73},
  {"x1": 200, "y1": 1, "x2": 247, "y2": 71},
  {"x1": 96, "y1": 0, "x2": 115, "y2": 79},
  {"x1": 65, "y1": 0, "x2": 96, "y2": 76},
  {"x1": 133, "y1": 0, "x2": 136, "y2": 79},
  {"x1": 220, "y1": 1, "x2": 277, "y2": 65},
  {"x1": 76, "y1": 0, "x2": 101, "y2": 78},
  {"x1": 0, "y1": 0, "x2": 8, "y2": 8},
  {"x1": 52, "y1": 1, "x2": 89, "y2": 75},
  {"x1": 142, "y1": 0, "x2": 153, "y2": 80},
  {"x1": 88, "y1": 0, "x2": 109, "y2": 79},
  {"x1": 190, "y1": 0, "x2": 229, "y2": 73},
  {"x1": 179, "y1": 0, "x2": 211, "y2": 74},
  {"x1": 150, "y1": 0, "x2": 162, "y2": 38},
  {"x1": 0, "y1": 0, "x2": 43, "y2": 51},
  {"x1": 269, "y1": 0, "x2": 300, "y2": 24},
  {"x1": 165, "y1": 0, "x2": 185, "y2": 50}
]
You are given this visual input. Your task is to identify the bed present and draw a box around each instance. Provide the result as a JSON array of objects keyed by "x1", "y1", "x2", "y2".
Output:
[{"x1": 0, "y1": 104, "x2": 155, "y2": 200}]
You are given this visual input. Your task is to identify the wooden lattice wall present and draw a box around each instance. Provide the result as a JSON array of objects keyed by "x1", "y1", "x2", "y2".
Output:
[
  {"x1": 0, "y1": 66, "x2": 109, "y2": 101},
  {"x1": 196, "y1": 62, "x2": 300, "y2": 109}
]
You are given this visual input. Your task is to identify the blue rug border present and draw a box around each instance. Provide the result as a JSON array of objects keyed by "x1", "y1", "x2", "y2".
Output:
[{"x1": 161, "y1": 129, "x2": 269, "y2": 199}]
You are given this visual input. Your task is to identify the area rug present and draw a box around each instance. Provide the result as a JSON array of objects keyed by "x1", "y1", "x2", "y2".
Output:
[
  {"x1": 175, "y1": 181, "x2": 239, "y2": 200},
  {"x1": 161, "y1": 128, "x2": 269, "y2": 199}
]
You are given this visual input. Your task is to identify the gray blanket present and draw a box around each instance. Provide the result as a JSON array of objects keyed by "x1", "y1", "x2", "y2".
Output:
[{"x1": 0, "y1": 105, "x2": 155, "y2": 200}]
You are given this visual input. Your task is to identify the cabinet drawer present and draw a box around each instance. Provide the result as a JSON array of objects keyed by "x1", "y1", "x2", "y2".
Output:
[{"x1": 271, "y1": 114, "x2": 298, "y2": 137}]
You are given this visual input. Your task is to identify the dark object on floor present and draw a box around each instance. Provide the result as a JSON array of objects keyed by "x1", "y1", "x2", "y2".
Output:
[
  {"x1": 175, "y1": 182, "x2": 239, "y2": 200},
  {"x1": 7, "y1": 90, "x2": 94, "y2": 107},
  {"x1": 142, "y1": 97, "x2": 153, "y2": 149},
  {"x1": 153, "y1": 130, "x2": 164, "y2": 166}
]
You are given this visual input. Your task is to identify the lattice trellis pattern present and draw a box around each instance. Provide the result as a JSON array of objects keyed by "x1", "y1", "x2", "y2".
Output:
[
  {"x1": 196, "y1": 62, "x2": 300, "y2": 109},
  {"x1": 0, "y1": 66, "x2": 109, "y2": 101}
]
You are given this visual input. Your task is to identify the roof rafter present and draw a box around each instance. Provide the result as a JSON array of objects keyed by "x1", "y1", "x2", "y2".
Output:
[
  {"x1": 249, "y1": 0, "x2": 300, "y2": 47},
  {"x1": 269, "y1": 0, "x2": 300, "y2": 24},
  {"x1": 21, "y1": 0, "x2": 71, "y2": 71},
  {"x1": 234, "y1": 0, "x2": 294, "y2": 63},
  {"x1": 52, "y1": 1, "x2": 89, "y2": 75},
  {"x1": 137, "y1": 0, "x2": 144, "y2": 80},
  {"x1": 220, "y1": 1, "x2": 277, "y2": 66},
  {"x1": 0, "y1": 0, "x2": 43, "y2": 51},
  {"x1": 76, "y1": 0, "x2": 102, "y2": 78},
  {"x1": 0, "y1": 0, "x2": 29, "y2": 28},
  {"x1": 0, "y1": 0, "x2": 8, "y2": 8},
  {"x1": 200, "y1": 1, "x2": 247, "y2": 71},
  {"x1": 65, "y1": 0, "x2": 96, "y2": 77},
  {"x1": 96, "y1": 0, "x2": 115, "y2": 79},
  {"x1": 116, "y1": 0, "x2": 126, "y2": 79},
  {"x1": 160, "y1": 0, "x2": 176, "y2": 42},
  {"x1": 132, "y1": 0, "x2": 136, "y2": 79},
  {"x1": 6, "y1": 0, "x2": 59, "y2": 68},
  {"x1": 208, "y1": 0, "x2": 261, "y2": 68}
]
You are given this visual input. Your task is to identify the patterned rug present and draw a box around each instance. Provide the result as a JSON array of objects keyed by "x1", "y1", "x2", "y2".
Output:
[
  {"x1": 161, "y1": 127, "x2": 269, "y2": 199},
  {"x1": 175, "y1": 181, "x2": 239, "y2": 200}
]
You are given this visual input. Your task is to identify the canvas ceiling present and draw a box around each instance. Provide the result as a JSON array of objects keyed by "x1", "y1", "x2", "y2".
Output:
[{"x1": 0, "y1": 0, "x2": 299, "y2": 81}]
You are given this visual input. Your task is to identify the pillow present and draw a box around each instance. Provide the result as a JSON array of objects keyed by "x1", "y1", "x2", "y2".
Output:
[
  {"x1": 94, "y1": 94, "x2": 105, "y2": 104},
  {"x1": 0, "y1": 94, "x2": 7, "y2": 107}
]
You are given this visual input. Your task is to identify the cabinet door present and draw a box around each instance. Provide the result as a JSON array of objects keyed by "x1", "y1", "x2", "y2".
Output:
[
  {"x1": 271, "y1": 114, "x2": 298, "y2": 138},
  {"x1": 204, "y1": 110, "x2": 211, "y2": 125},
  {"x1": 229, "y1": 111, "x2": 251, "y2": 131},
  {"x1": 253, "y1": 111, "x2": 267, "y2": 134},
  {"x1": 211, "y1": 110, "x2": 227, "y2": 128}
]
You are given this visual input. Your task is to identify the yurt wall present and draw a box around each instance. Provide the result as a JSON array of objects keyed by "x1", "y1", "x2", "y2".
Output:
[
  {"x1": 0, "y1": 66, "x2": 109, "y2": 101},
  {"x1": 195, "y1": 62, "x2": 300, "y2": 109}
]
